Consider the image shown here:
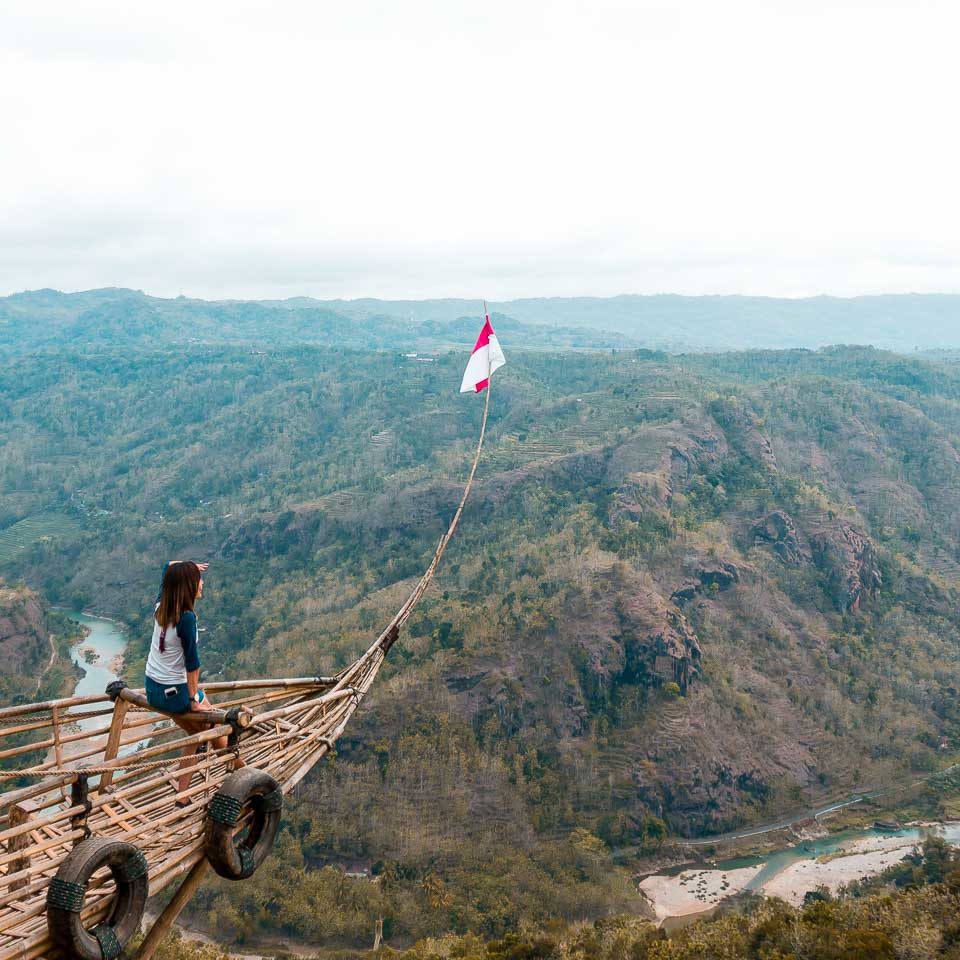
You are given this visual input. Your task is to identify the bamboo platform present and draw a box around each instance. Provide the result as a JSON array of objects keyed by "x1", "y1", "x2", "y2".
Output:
[{"x1": 0, "y1": 621, "x2": 396, "y2": 960}]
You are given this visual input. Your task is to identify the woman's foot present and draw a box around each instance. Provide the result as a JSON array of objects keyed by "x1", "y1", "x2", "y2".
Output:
[{"x1": 174, "y1": 795, "x2": 192, "y2": 809}]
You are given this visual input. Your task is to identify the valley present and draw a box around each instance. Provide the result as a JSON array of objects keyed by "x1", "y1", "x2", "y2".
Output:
[{"x1": 2, "y1": 318, "x2": 960, "y2": 947}]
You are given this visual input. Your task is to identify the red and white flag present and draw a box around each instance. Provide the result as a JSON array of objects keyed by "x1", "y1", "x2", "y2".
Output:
[{"x1": 460, "y1": 313, "x2": 506, "y2": 393}]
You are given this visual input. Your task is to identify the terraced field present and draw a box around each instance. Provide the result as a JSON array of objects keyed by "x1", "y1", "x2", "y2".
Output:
[{"x1": 0, "y1": 514, "x2": 80, "y2": 565}]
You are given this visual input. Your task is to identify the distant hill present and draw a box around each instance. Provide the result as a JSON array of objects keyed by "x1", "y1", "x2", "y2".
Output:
[
  {"x1": 0, "y1": 288, "x2": 636, "y2": 353},
  {"x1": 266, "y1": 292, "x2": 960, "y2": 351},
  {"x1": 3, "y1": 288, "x2": 960, "y2": 352}
]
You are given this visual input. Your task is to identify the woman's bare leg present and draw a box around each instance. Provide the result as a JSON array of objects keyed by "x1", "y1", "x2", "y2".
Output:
[
  {"x1": 171, "y1": 697, "x2": 245, "y2": 798},
  {"x1": 171, "y1": 715, "x2": 204, "y2": 796},
  {"x1": 202, "y1": 694, "x2": 245, "y2": 770}
]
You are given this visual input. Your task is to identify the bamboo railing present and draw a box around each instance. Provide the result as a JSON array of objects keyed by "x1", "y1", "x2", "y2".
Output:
[{"x1": 0, "y1": 672, "x2": 360, "y2": 960}]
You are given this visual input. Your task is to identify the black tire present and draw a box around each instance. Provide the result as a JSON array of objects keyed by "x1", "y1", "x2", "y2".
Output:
[
  {"x1": 203, "y1": 767, "x2": 283, "y2": 880},
  {"x1": 46, "y1": 836, "x2": 148, "y2": 960}
]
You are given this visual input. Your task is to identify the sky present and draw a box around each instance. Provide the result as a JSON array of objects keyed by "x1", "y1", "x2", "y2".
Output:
[{"x1": 2, "y1": 0, "x2": 959, "y2": 301}]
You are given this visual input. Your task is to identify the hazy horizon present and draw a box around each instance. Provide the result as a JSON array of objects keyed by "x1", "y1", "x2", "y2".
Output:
[{"x1": 7, "y1": 286, "x2": 960, "y2": 305}]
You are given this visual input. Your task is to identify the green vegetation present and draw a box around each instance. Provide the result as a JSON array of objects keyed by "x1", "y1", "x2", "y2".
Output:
[
  {"x1": 402, "y1": 881, "x2": 960, "y2": 960},
  {"x1": 4, "y1": 323, "x2": 960, "y2": 947},
  {"x1": 0, "y1": 514, "x2": 79, "y2": 565},
  {"x1": 153, "y1": 841, "x2": 960, "y2": 960}
]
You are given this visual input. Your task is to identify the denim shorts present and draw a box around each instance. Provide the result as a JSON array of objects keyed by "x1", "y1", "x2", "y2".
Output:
[{"x1": 145, "y1": 675, "x2": 191, "y2": 714}]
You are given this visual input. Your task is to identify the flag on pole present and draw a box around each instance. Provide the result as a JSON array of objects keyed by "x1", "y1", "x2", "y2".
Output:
[{"x1": 460, "y1": 312, "x2": 506, "y2": 393}]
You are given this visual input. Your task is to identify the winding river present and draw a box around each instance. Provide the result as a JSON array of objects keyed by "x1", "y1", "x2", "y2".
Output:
[{"x1": 65, "y1": 612, "x2": 127, "y2": 731}]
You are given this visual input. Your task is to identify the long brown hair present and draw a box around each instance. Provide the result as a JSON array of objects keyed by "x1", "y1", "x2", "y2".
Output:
[{"x1": 155, "y1": 562, "x2": 201, "y2": 637}]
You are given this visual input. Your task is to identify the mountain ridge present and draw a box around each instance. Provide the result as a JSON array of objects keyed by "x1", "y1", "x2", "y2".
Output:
[{"x1": 4, "y1": 288, "x2": 960, "y2": 351}]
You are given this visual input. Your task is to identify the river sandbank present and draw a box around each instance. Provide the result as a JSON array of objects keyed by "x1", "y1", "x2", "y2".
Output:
[
  {"x1": 639, "y1": 865, "x2": 763, "y2": 922},
  {"x1": 640, "y1": 822, "x2": 960, "y2": 923},
  {"x1": 760, "y1": 830, "x2": 928, "y2": 905}
]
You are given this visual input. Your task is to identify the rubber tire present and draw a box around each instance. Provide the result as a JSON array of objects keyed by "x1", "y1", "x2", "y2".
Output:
[
  {"x1": 46, "y1": 836, "x2": 148, "y2": 960},
  {"x1": 203, "y1": 767, "x2": 282, "y2": 880}
]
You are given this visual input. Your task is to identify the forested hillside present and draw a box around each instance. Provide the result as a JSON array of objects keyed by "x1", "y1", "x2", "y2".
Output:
[
  {"x1": 3, "y1": 332, "x2": 960, "y2": 945},
  {"x1": 156, "y1": 838, "x2": 960, "y2": 960}
]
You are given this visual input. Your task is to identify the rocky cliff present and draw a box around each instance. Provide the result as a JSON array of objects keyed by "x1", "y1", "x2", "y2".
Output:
[{"x1": 0, "y1": 585, "x2": 48, "y2": 700}]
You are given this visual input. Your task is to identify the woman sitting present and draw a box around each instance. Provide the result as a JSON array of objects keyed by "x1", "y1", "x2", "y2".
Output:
[{"x1": 145, "y1": 560, "x2": 242, "y2": 805}]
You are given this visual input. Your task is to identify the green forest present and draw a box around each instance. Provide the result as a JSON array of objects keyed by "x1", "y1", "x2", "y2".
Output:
[
  {"x1": 3, "y1": 305, "x2": 960, "y2": 954},
  {"x1": 153, "y1": 838, "x2": 960, "y2": 960}
]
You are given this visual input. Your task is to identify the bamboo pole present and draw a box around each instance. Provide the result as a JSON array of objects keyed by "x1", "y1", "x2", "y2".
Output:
[
  {"x1": 202, "y1": 677, "x2": 335, "y2": 692},
  {"x1": 0, "y1": 682, "x2": 314, "y2": 742},
  {"x1": 252, "y1": 687, "x2": 356, "y2": 725},
  {"x1": 144, "y1": 849, "x2": 206, "y2": 899},
  {"x1": 5, "y1": 806, "x2": 31, "y2": 892},
  {"x1": 116, "y1": 688, "x2": 252, "y2": 728},
  {"x1": 0, "y1": 804, "x2": 85, "y2": 847},
  {"x1": 49, "y1": 706, "x2": 69, "y2": 803},
  {"x1": 76, "y1": 722, "x2": 232, "y2": 771},
  {"x1": 0, "y1": 830, "x2": 85, "y2": 888},
  {"x1": 0, "y1": 775, "x2": 75, "y2": 811},
  {"x1": 0, "y1": 694, "x2": 110, "y2": 722},
  {"x1": 0, "y1": 711, "x2": 114, "y2": 741},
  {"x1": 97, "y1": 698, "x2": 130, "y2": 792}
]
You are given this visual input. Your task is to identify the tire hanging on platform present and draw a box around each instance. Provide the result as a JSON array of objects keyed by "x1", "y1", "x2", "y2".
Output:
[
  {"x1": 46, "y1": 836, "x2": 148, "y2": 960},
  {"x1": 204, "y1": 767, "x2": 283, "y2": 880}
]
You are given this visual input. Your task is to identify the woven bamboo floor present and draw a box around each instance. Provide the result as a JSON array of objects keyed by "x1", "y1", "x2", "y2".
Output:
[{"x1": 0, "y1": 622, "x2": 391, "y2": 960}]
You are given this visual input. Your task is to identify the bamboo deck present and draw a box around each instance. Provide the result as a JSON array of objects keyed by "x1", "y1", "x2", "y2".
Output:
[{"x1": 0, "y1": 628, "x2": 392, "y2": 960}]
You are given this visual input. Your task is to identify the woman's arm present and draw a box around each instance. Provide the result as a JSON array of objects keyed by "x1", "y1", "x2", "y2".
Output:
[
  {"x1": 186, "y1": 668, "x2": 214, "y2": 711},
  {"x1": 177, "y1": 611, "x2": 208, "y2": 711},
  {"x1": 186, "y1": 668, "x2": 213, "y2": 711}
]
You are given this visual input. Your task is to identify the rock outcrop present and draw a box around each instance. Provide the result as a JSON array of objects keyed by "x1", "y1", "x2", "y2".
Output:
[
  {"x1": 604, "y1": 419, "x2": 729, "y2": 508},
  {"x1": 671, "y1": 559, "x2": 744, "y2": 605},
  {"x1": 753, "y1": 510, "x2": 811, "y2": 566},
  {"x1": 711, "y1": 399, "x2": 779, "y2": 472},
  {"x1": 809, "y1": 521, "x2": 882, "y2": 611},
  {"x1": 615, "y1": 587, "x2": 702, "y2": 692},
  {"x1": 543, "y1": 568, "x2": 706, "y2": 712},
  {"x1": 753, "y1": 510, "x2": 881, "y2": 611},
  {"x1": 696, "y1": 560, "x2": 742, "y2": 592},
  {"x1": 667, "y1": 425, "x2": 731, "y2": 493}
]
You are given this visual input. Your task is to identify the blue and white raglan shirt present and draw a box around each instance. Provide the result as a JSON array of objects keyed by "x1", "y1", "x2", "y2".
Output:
[{"x1": 145, "y1": 563, "x2": 201, "y2": 685}]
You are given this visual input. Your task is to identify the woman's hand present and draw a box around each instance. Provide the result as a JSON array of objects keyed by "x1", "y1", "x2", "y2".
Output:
[
  {"x1": 169, "y1": 560, "x2": 209, "y2": 572},
  {"x1": 190, "y1": 697, "x2": 214, "y2": 713}
]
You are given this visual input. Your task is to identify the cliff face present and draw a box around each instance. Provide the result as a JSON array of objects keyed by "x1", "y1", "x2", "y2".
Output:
[
  {"x1": 710, "y1": 398, "x2": 779, "y2": 473},
  {"x1": 752, "y1": 509, "x2": 883, "y2": 612},
  {"x1": 753, "y1": 510, "x2": 811, "y2": 566},
  {"x1": 808, "y1": 521, "x2": 882, "y2": 612},
  {"x1": 251, "y1": 393, "x2": 908, "y2": 835},
  {"x1": 612, "y1": 579, "x2": 702, "y2": 694},
  {"x1": 0, "y1": 586, "x2": 48, "y2": 697}
]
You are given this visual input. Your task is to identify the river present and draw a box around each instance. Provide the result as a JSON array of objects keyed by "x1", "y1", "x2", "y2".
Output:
[
  {"x1": 642, "y1": 821, "x2": 960, "y2": 928},
  {"x1": 65, "y1": 611, "x2": 127, "y2": 731}
]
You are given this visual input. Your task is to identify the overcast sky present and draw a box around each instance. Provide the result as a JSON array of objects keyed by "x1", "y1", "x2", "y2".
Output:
[{"x1": 2, "y1": 0, "x2": 958, "y2": 301}]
